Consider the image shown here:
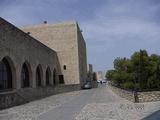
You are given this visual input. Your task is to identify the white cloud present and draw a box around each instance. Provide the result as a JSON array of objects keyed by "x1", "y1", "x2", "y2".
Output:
[
  {"x1": 1, "y1": 0, "x2": 160, "y2": 71},
  {"x1": 81, "y1": 0, "x2": 160, "y2": 71}
]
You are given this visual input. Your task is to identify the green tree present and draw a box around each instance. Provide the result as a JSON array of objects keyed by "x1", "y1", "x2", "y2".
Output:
[
  {"x1": 131, "y1": 50, "x2": 149, "y2": 89},
  {"x1": 105, "y1": 70, "x2": 115, "y2": 81},
  {"x1": 114, "y1": 57, "x2": 128, "y2": 72},
  {"x1": 106, "y1": 49, "x2": 160, "y2": 91}
]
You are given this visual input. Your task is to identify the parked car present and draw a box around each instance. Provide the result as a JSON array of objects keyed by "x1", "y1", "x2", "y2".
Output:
[
  {"x1": 97, "y1": 80, "x2": 101, "y2": 83},
  {"x1": 82, "y1": 81, "x2": 92, "y2": 89},
  {"x1": 102, "y1": 79, "x2": 107, "y2": 83}
]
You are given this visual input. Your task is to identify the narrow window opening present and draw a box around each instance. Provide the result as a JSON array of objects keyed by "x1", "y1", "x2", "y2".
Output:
[
  {"x1": 59, "y1": 75, "x2": 64, "y2": 84},
  {"x1": 21, "y1": 63, "x2": 30, "y2": 88},
  {"x1": 63, "y1": 65, "x2": 66, "y2": 70}
]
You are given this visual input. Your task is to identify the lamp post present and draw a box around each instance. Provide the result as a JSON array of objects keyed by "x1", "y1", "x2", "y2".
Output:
[{"x1": 133, "y1": 72, "x2": 138, "y2": 102}]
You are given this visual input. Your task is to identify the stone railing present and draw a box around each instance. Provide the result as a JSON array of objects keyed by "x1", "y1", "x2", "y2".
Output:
[{"x1": 108, "y1": 83, "x2": 160, "y2": 103}]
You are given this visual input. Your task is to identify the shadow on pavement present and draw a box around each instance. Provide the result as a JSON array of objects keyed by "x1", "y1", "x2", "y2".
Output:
[{"x1": 141, "y1": 110, "x2": 160, "y2": 120}]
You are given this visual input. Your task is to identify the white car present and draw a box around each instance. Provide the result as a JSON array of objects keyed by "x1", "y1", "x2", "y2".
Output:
[
  {"x1": 102, "y1": 79, "x2": 107, "y2": 83},
  {"x1": 97, "y1": 80, "x2": 101, "y2": 83}
]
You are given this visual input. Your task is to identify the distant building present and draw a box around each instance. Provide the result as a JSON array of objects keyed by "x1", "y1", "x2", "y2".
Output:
[
  {"x1": 87, "y1": 64, "x2": 93, "y2": 81},
  {"x1": 95, "y1": 71, "x2": 103, "y2": 81}
]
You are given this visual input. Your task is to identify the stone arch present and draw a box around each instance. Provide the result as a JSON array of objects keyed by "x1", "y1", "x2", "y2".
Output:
[
  {"x1": 53, "y1": 68, "x2": 57, "y2": 85},
  {"x1": 46, "y1": 67, "x2": 51, "y2": 86},
  {"x1": 21, "y1": 61, "x2": 32, "y2": 88},
  {"x1": 36, "y1": 64, "x2": 43, "y2": 87},
  {"x1": 0, "y1": 56, "x2": 16, "y2": 91}
]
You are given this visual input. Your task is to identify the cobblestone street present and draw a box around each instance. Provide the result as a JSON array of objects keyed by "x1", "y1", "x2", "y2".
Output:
[{"x1": 0, "y1": 84, "x2": 160, "y2": 120}]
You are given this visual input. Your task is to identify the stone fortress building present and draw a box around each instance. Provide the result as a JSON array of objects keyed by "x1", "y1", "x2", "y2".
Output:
[
  {"x1": 0, "y1": 17, "x2": 87, "y2": 109},
  {"x1": 22, "y1": 21, "x2": 87, "y2": 86}
]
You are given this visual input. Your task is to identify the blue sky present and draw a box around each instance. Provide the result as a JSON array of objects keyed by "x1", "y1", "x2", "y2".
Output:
[{"x1": 1, "y1": 0, "x2": 160, "y2": 72}]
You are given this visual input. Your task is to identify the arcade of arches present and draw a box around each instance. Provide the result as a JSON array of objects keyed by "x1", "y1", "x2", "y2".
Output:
[{"x1": 0, "y1": 57, "x2": 58, "y2": 92}]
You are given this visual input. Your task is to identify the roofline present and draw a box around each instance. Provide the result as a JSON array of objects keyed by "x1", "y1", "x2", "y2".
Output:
[
  {"x1": 21, "y1": 20, "x2": 78, "y2": 29},
  {"x1": 0, "y1": 17, "x2": 57, "y2": 53}
]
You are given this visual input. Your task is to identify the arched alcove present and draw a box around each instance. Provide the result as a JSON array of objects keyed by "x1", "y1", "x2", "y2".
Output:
[
  {"x1": 36, "y1": 64, "x2": 43, "y2": 87},
  {"x1": 46, "y1": 67, "x2": 51, "y2": 86},
  {"x1": 0, "y1": 56, "x2": 16, "y2": 91}
]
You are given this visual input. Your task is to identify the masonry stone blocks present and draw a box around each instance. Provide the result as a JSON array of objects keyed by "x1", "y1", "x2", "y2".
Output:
[{"x1": 0, "y1": 17, "x2": 87, "y2": 109}]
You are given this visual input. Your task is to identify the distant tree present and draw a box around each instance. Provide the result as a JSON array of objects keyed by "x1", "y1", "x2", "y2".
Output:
[
  {"x1": 106, "y1": 49, "x2": 160, "y2": 91},
  {"x1": 105, "y1": 70, "x2": 115, "y2": 81},
  {"x1": 114, "y1": 57, "x2": 126, "y2": 71}
]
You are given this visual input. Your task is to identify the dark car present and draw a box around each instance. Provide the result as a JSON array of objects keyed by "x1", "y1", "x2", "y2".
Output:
[{"x1": 82, "y1": 81, "x2": 92, "y2": 89}]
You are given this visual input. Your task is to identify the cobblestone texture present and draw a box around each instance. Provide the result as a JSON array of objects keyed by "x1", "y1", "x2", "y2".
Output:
[
  {"x1": 0, "y1": 84, "x2": 160, "y2": 120},
  {"x1": 75, "y1": 85, "x2": 160, "y2": 120},
  {"x1": 75, "y1": 102, "x2": 160, "y2": 120},
  {"x1": 0, "y1": 91, "x2": 81, "y2": 120}
]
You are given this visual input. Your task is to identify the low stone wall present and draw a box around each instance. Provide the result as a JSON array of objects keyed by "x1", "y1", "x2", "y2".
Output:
[
  {"x1": 0, "y1": 84, "x2": 81, "y2": 110},
  {"x1": 0, "y1": 91, "x2": 25, "y2": 110},
  {"x1": 108, "y1": 84, "x2": 135, "y2": 102},
  {"x1": 108, "y1": 84, "x2": 160, "y2": 103},
  {"x1": 54, "y1": 84, "x2": 81, "y2": 94},
  {"x1": 138, "y1": 91, "x2": 160, "y2": 102},
  {"x1": 17, "y1": 87, "x2": 56, "y2": 102}
]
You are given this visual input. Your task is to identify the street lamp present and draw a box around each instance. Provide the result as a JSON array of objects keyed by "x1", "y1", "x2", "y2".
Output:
[{"x1": 133, "y1": 72, "x2": 138, "y2": 102}]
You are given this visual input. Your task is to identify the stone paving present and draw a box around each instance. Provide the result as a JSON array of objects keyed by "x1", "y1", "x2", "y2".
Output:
[
  {"x1": 75, "y1": 102, "x2": 160, "y2": 120},
  {"x1": 0, "y1": 91, "x2": 82, "y2": 120},
  {"x1": 0, "y1": 85, "x2": 160, "y2": 120},
  {"x1": 75, "y1": 85, "x2": 160, "y2": 120}
]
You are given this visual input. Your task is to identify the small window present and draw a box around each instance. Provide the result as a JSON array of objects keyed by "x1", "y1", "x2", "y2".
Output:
[{"x1": 63, "y1": 65, "x2": 66, "y2": 70}]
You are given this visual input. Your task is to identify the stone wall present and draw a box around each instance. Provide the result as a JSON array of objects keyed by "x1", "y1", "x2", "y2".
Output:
[
  {"x1": 138, "y1": 91, "x2": 160, "y2": 102},
  {"x1": 109, "y1": 83, "x2": 160, "y2": 103},
  {"x1": 77, "y1": 24, "x2": 87, "y2": 86},
  {"x1": 0, "y1": 17, "x2": 61, "y2": 110},
  {"x1": 0, "y1": 91, "x2": 25, "y2": 110},
  {"x1": 108, "y1": 84, "x2": 135, "y2": 102},
  {"x1": 0, "y1": 84, "x2": 81, "y2": 110},
  {"x1": 0, "y1": 17, "x2": 61, "y2": 89},
  {"x1": 0, "y1": 87, "x2": 56, "y2": 110},
  {"x1": 0, "y1": 17, "x2": 87, "y2": 110},
  {"x1": 54, "y1": 84, "x2": 81, "y2": 94}
]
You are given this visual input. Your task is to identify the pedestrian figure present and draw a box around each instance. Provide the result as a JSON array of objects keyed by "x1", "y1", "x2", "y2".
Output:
[
  {"x1": 100, "y1": 80, "x2": 102, "y2": 84},
  {"x1": 133, "y1": 90, "x2": 138, "y2": 103}
]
